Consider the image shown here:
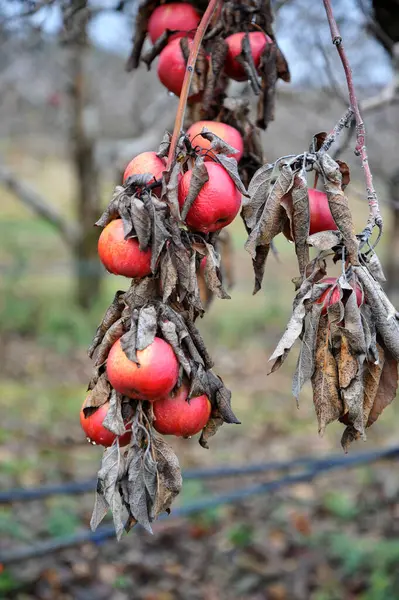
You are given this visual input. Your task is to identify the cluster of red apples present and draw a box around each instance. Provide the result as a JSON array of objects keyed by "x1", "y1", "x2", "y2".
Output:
[{"x1": 81, "y1": 2, "x2": 357, "y2": 447}]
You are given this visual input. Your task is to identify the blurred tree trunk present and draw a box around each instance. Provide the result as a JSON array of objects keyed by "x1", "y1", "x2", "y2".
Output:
[
  {"x1": 385, "y1": 169, "x2": 399, "y2": 300},
  {"x1": 63, "y1": 0, "x2": 102, "y2": 309}
]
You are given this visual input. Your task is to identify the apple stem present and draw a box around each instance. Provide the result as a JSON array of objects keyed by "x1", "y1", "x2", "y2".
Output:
[
  {"x1": 165, "y1": 0, "x2": 221, "y2": 171},
  {"x1": 322, "y1": 0, "x2": 383, "y2": 238}
]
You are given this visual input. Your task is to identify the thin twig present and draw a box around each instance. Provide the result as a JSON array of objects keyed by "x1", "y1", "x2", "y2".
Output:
[
  {"x1": 322, "y1": 0, "x2": 383, "y2": 236},
  {"x1": 166, "y1": 0, "x2": 221, "y2": 170}
]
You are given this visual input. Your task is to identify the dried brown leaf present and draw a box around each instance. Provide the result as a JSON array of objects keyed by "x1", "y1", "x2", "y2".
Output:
[
  {"x1": 152, "y1": 433, "x2": 182, "y2": 518},
  {"x1": 181, "y1": 156, "x2": 209, "y2": 221},
  {"x1": 245, "y1": 164, "x2": 294, "y2": 260},
  {"x1": 83, "y1": 374, "x2": 111, "y2": 416},
  {"x1": 320, "y1": 153, "x2": 359, "y2": 265},
  {"x1": 312, "y1": 316, "x2": 343, "y2": 435},
  {"x1": 257, "y1": 42, "x2": 277, "y2": 129},
  {"x1": 367, "y1": 350, "x2": 398, "y2": 427},
  {"x1": 93, "y1": 317, "x2": 128, "y2": 367},
  {"x1": 88, "y1": 291, "x2": 125, "y2": 358},
  {"x1": 292, "y1": 302, "x2": 323, "y2": 401},
  {"x1": 291, "y1": 170, "x2": 310, "y2": 277}
]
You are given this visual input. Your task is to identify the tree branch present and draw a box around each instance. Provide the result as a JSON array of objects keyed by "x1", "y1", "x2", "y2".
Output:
[
  {"x1": 323, "y1": 0, "x2": 383, "y2": 236},
  {"x1": 0, "y1": 164, "x2": 77, "y2": 245}
]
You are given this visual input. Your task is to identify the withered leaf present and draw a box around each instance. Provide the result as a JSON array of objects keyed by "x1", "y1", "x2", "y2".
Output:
[
  {"x1": 143, "y1": 194, "x2": 170, "y2": 272},
  {"x1": 141, "y1": 29, "x2": 173, "y2": 69},
  {"x1": 245, "y1": 164, "x2": 294, "y2": 260},
  {"x1": 88, "y1": 291, "x2": 125, "y2": 359},
  {"x1": 120, "y1": 315, "x2": 138, "y2": 364},
  {"x1": 94, "y1": 316, "x2": 128, "y2": 367},
  {"x1": 95, "y1": 188, "x2": 124, "y2": 228},
  {"x1": 126, "y1": 445, "x2": 153, "y2": 534},
  {"x1": 163, "y1": 160, "x2": 181, "y2": 221},
  {"x1": 143, "y1": 450, "x2": 158, "y2": 521},
  {"x1": 152, "y1": 433, "x2": 182, "y2": 518},
  {"x1": 269, "y1": 285, "x2": 314, "y2": 372},
  {"x1": 338, "y1": 336, "x2": 365, "y2": 436},
  {"x1": 292, "y1": 302, "x2": 323, "y2": 402},
  {"x1": 136, "y1": 305, "x2": 158, "y2": 351},
  {"x1": 125, "y1": 0, "x2": 157, "y2": 71},
  {"x1": 131, "y1": 197, "x2": 151, "y2": 251},
  {"x1": 83, "y1": 374, "x2": 111, "y2": 416},
  {"x1": 181, "y1": 156, "x2": 209, "y2": 221},
  {"x1": 291, "y1": 170, "x2": 310, "y2": 277},
  {"x1": 256, "y1": 42, "x2": 277, "y2": 130},
  {"x1": 199, "y1": 127, "x2": 238, "y2": 157},
  {"x1": 360, "y1": 304, "x2": 379, "y2": 363},
  {"x1": 206, "y1": 370, "x2": 240, "y2": 424},
  {"x1": 243, "y1": 162, "x2": 274, "y2": 231},
  {"x1": 335, "y1": 160, "x2": 350, "y2": 188},
  {"x1": 354, "y1": 265, "x2": 399, "y2": 361},
  {"x1": 160, "y1": 320, "x2": 191, "y2": 377},
  {"x1": 236, "y1": 32, "x2": 261, "y2": 95},
  {"x1": 363, "y1": 343, "x2": 385, "y2": 426},
  {"x1": 102, "y1": 389, "x2": 127, "y2": 436},
  {"x1": 367, "y1": 350, "x2": 398, "y2": 427},
  {"x1": 215, "y1": 154, "x2": 247, "y2": 196},
  {"x1": 320, "y1": 153, "x2": 359, "y2": 266},
  {"x1": 307, "y1": 230, "x2": 341, "y2": 250},
  {"x1": 252, "y1": 244, "x2": 270, "y2": 295},
  {"x1": 202, "y1": 38, "x2": 228, "y2": 112},
  {"x1": 312, "y1": 316, "x2": 343, "y2": 435},
  {"x1": 199, "y1": 411, "x2": 224, "y2": 449},
  {"x1": 157, "y1": 131, "x2": 172, "y2": 159},
  {"x1": 124, "y1": 277, "x2": 158, "y2": 310},
  {"x1": 160, "y1": 245, "x2": 178, "y2": 303},
  {"x1": 91, "y1": 445, "x2": 126, "y2": 540},
  {"x1": 365, "y1": 251, "x2": 386, "y2": 284},
  {"x1": 275, "y1": 44, "x2": 290, "y2": 82},
  {"x1": 185, "y1": 318, "x2": 213, "y2": 369},
  {"x1": 203, "y1": 242, "x2": 230, "y2": 300}
]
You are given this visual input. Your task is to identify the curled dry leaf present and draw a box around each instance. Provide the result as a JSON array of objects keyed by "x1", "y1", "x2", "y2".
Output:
[
  {"x1": 199, "y1": 410, "x2": 224, "y2": 449},
  {"x1": 291, "y1": 170, "x2": 310, "y2": 278},
  {"x1": 311, "y1": 316, "x2": 343, "y2": 435},
  {"x1": 354, "y1": 265, "x2": 399, "y2": 361},
  {"x1": 320, "y1": 153, "x2": 359, "y2": 266},
  {"x1": 102, "y1": 390, "x2": 127, "y2": 436},
  {"x1": 256, "y1": 42, "x2": 277, "y2": 130},
  {"x1": 307, "y1": 230, "x2": 341, "y2": 251},
  {"x1": 202, "y1": 38, "x2": 228, "y2": 112},
  {"x1": 181, "y1": 156, "x2": 209, "y2": 221},
  {"x1": 199, "y1": 128, "x2": 238, "y2": 157},
  {"x1": 367, "y1": 349, "x2": 398, "y2": 427},
  {"x1": 83, "y1": 373, "x2": 111, "y2": 416},
  {"x1": 93, "y1": 316, "x2": 129, "y2": 367},
  {"x1": 91, "y1": 444, "x2": 126, "y2": 540},
  {"x1": 152, "y1": 433, "x2": 182, "y2": 517},
  {"x1": 88, "y1": 291, "x2": 125, "y2": 359},
  {"x1": 292, "y1": 302, "x2": 324, "y2": 402}
]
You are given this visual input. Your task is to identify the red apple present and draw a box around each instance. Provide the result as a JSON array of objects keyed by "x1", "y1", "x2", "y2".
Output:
[
  {"x1": 186, "y1": 120, "x2": 244, "y2": 162},
  {"x1": 316, "y1": 277, "x2": 362, "y2": 315},
  {"x1": 148, "y1": 2, "x2": 200, "y2": 44},
  {"x1": 224, "y1": 32, "x2": 273, "y2": 81},
  {"x1": 80, "y1": 401, "x2": 132, "y2": 447},
  {"x1": 309, "y1": 188, "x2": 338, "y2": 235},
  {"x1": 107, "y1": 337, "x2": 179, "y2": 401},
  {"x1": 123, "y1": 151, "x2": 165, "y2": 188},
  {"x1": 153, "y1": 383, "x2": 211, "y2": 437},
  {"x1": 178, "y1": 162, "x2": 242, "y2": 233},
  {"x1": 157, "y1": 37, "x2": 206, "y2": 100},
  {"x1": 98, "y1": 219, "x2": 152, "y2": 278}
]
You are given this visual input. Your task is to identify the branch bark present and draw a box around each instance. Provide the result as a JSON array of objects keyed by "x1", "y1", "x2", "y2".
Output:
[
  {"x1": 0, "y1": 164, "x2": 77, "y2": 245},
  {"x1": 323, "y1": 0, "x2": 383, "y2": 238}
]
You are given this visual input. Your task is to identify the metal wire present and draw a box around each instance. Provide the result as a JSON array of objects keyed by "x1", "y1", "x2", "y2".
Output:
[{"x1": 1, "y1": 445, "x2": 398, "y2": 565}]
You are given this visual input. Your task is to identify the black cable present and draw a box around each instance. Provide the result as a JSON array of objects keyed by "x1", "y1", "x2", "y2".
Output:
[
  {"x1": 1, "y1": 445, "x2": 398, "y2": 565},
  {"x1": 1, "y1": 445, "x2": 398, "y2": 504}
]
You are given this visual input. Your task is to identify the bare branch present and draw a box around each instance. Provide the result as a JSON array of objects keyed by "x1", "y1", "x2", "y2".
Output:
[
  {"x1": 323, "y1": 0, "x2": 383, "y2": 237},
  {"x1": 0, "y1": 164, "x2": 77, "y2": 245}
]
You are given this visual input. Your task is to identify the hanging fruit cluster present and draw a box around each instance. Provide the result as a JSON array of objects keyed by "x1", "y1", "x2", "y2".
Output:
[
  {"x1": 244, "y1": 128, "x2": 398, "y2": 450},
  {"x1": 80, "y1": 0, "x2": 398, "y2": 540}
]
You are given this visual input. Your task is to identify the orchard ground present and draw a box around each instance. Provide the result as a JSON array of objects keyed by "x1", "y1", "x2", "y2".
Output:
[{"x1": 1, "y1": 149, "x2": 399, "y2": 599}]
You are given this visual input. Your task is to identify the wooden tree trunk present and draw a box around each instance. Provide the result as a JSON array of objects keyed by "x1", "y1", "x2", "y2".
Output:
[{"x1": 64, "y1": 0, "x2": 102, "y2": 309}]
